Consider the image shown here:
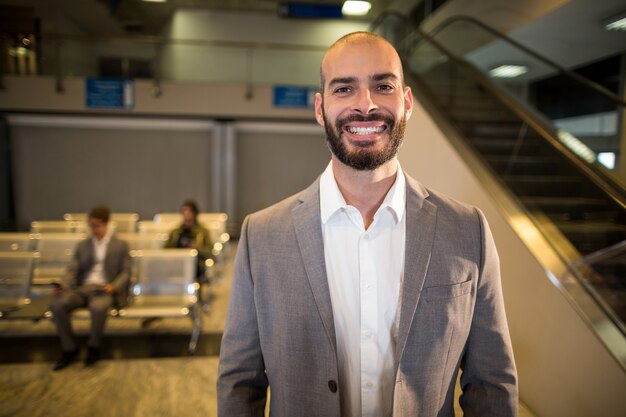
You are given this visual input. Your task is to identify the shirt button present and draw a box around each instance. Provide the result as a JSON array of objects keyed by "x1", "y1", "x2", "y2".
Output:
[{"x1": 328, "y1": 380, "x2": 338, "y2": 393}]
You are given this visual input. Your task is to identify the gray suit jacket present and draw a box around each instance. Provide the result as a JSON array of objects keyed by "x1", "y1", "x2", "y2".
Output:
[
  {"x1": 217, "y1": 174, "x2": 518, "y2": 417},
  {"x1": 63, "y1": 235, "x2": 131, "y2": 307}
]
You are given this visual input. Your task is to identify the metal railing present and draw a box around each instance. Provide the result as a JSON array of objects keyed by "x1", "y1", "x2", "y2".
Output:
[{"x1": 0, "y1": 31, "x2": 326, "y2": 93}]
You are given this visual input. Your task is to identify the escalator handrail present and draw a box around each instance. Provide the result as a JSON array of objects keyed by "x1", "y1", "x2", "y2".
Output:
[{"x1": 371, "y1": 11, "x2": 626, "y2": 107}]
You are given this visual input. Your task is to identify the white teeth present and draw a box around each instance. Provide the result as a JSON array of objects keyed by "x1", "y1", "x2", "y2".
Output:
[{"x1": 347, "y1": 126, "x2": 384, "y2": 135}]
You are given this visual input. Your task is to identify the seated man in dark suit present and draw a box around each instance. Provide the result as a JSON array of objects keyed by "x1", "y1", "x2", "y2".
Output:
[{"x1": 50, "y1": 205, "x2": 130, "y2": 371}]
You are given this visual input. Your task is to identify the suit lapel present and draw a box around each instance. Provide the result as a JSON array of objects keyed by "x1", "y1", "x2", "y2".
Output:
[
  {"x1": 292, "y1": 179, "x2": 337, "y2": 351},
  {"x1": 102, "y1": 237, "x2": 115, "y2": 282},
  {"x1": 85, "y1": 238, "x2": 96, "y2": 267},
  {"x1": 394, "y1": 175, "x2": 437, "y2": 372}
]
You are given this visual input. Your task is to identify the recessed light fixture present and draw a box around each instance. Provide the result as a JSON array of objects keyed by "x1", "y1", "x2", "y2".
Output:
[
  {"x1": 557, "y1": 130, "x2": 596, "y2": 163},
  {"x1": 142, "y1": 0, "x2": 167, "y2": 3},
  {"x1": 604, "y1": 12, "x2": 626, "y2": 31},
  {"x1": 598, "y1": 152, "x2": 616, "y2": 169},
  {"x1": 342, "y1": 1, "x2": 371, "y2": 16},
  {"x1": 489, "y1": 64, "x2": 529, "y2": 78}
]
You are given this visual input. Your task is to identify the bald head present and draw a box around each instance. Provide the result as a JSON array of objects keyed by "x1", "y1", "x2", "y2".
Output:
[{"x1": 320, "y1": 32, "x2": 404, "y2": 92}]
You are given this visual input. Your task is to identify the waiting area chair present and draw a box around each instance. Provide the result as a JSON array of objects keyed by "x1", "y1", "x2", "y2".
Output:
[
  {"x1": 0, "y1": 233, "x2": 36, "y2": 252},
  {"x1": 117, "y1": 248, "x2": 203, "y2": 353},
  {"x1": 31, "y1": 221, "x2": 88, "y2": 234},
  {"x1": 0, "y1": 252, "x2": 38, "y2": 318},
  {"x1": 137, "y1": 220, "x2": 177, "y2": 235},
  {"x1": 116, "y1": 232, "x2": 168, "y2": 251},
  {"x1": 154, "y1": 212, "x2": 228, "y2": 238},
  {"x1": 64, "y1": 213, "x2": 139, "y2": 233},
  {"x1": 31, "y1": 233, "x2": 85, "y2": 285}
]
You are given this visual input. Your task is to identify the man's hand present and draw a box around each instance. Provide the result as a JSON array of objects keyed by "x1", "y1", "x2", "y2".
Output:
[
  {"x1": 103, "y1": 284, "x2": 115, "y2": 295},
  {"x1": 53, "y1": 283, "x2": 65, "y2": 297}
]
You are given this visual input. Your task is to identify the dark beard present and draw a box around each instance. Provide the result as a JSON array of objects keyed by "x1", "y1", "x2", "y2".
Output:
[{"x1": 323, "y1": 109, "x2": 405, "y2": 171}]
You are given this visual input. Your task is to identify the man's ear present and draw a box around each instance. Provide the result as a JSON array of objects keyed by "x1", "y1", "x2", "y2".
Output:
[
  {"x1": 404, "y1": 86, "x2": 414, "y2": 120},
  {"x1": 314, "y1": 92, "x2": 325, "y2": 126}
]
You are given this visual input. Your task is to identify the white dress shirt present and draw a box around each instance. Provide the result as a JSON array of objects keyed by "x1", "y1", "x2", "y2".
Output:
[
  {"x1": 84, "y1": 232, "x2": 112, "y2": 286},
  {"x1": 320, "y1": 161, "x2": 406, "y2": 417}
]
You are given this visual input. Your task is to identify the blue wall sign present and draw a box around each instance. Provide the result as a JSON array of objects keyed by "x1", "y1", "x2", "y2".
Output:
[
  {"x1": 86, "y1": 78, "x2": 134, "y2": 110},
  {"x1": 277, "y1": 3, "x2": 343, "y2": 19},
  {"x1": 273, "y1": 86, "x2": 317, "y2": 109}
]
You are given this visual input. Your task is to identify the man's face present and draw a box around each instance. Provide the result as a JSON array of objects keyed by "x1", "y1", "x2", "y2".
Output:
[
  {"x1": 89, "y1": 218, "x2": 108, "y2": 240},
  {"x1": 182, "y1": 206, "x2": 195, "y2": 226},
  {"x1": 315, "y1": 38, "x2": 413, "y2": 171}
]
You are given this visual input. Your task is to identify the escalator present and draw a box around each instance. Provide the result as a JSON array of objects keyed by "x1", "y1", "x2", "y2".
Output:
[{"x1": 372, "y1": 13, "x2": 626, "y2": 343}]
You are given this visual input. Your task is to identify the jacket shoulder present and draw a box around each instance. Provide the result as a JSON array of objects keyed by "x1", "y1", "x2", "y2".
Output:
[
  {"x1": 425, "y1": 187, "x2": 479, "y2": 219},
  {"x1": 405, "y1": 175, "x2": 484, "y2": 241},
  {"x1": 75, "y1": 238, "x2": 91, "y2": 252},
  {"x1": 109, "y1": 235, "x2": 130, "y2": 251},
  {"x1": 405, "y1": 174, "x2": 478, "y2": 219}
]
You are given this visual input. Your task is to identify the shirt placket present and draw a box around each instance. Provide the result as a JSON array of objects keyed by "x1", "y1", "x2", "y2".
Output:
[{"x1": 359, "y1": 225, "x2": 378, "y2": 417}]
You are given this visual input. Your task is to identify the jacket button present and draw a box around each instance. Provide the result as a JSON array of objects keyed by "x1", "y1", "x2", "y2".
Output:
[{"x1": 328, "y1": 380, "x2": 338, "y2": 393}]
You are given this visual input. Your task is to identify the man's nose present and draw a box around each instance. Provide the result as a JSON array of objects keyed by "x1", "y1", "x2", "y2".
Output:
[{"x1": 352, "y1": 89, "x2": 378, "y2": 114}]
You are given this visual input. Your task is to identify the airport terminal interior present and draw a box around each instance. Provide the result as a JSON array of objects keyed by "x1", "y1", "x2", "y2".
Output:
[{"x1": 1, "y1": 0, "x2": 625, "y2": 416}]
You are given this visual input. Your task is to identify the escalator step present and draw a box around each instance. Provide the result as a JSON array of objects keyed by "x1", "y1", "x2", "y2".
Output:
[
  {"x1": 483, "y1": 155, "x2": 559, "y2": 175},
  {"x1": 557, "y1": 221, "x2": 626, "y2": 250},
  {"x1": 470, "y1": 138, "x2": 541, "y2": 156},
  {"x1": 543, "y1": 211, "x2": 621, "y2": 222},
  {"x1": 521, "y1": 196, "x2": 608, "y2": 205},
  {"x1": 521, "y1": 197, "x2": 609, "y2": 213},
  {"x1": 555, "y1": 222, "x2": 626, "y2": 233},
  {"x1": 504, "y1": 175, "x2": 582, "y2": 196},
  {"x1": 455, "y1": 121, "x2": 532, "y2": 138}
]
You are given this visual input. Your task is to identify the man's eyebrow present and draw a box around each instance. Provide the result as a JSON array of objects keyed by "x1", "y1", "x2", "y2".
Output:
[
  {"x1": 327, "y1": 73, "x2": 400, "y2": 88},
  {"x1": 328, "y1": 77, "x2": 357, "y2": 87},
  {"x1": 372, "y1": 72, "x2": 399, "y2": 82}
]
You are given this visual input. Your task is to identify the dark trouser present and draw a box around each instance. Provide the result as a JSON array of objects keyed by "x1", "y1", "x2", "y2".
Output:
[{"x1": 50, "y1": 285, "x2": 114, "y2": 351}]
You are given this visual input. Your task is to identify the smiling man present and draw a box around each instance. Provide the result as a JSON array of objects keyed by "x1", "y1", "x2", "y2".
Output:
[{"x1": 217, "y1": 32, "x2": 518, "y2": 417}]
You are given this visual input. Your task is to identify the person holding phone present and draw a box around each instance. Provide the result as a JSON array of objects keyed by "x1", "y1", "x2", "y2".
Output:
[{"x1": 50, "y1": 205, "x2": 130, "y2": 370}]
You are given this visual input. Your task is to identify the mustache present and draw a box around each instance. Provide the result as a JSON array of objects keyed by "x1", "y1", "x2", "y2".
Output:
[{"x1": 336, "y1": 113, "x2": 395, "y2": 130}]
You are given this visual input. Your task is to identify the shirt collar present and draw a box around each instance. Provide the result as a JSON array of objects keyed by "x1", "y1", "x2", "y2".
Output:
[
  {"x1": 92, "y1": 228, "x2": 112, "y2": 246},
  {"x1": 319, "y1": 161, "x2": 406, "y2": 225},
  {"x1": 377, "y1": 161, "x2": 406, "y2": 224}
]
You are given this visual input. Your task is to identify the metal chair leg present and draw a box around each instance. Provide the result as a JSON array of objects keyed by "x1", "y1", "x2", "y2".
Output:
[{"x1": 188, "y1": 303, "x2": 203, "y2": 354}]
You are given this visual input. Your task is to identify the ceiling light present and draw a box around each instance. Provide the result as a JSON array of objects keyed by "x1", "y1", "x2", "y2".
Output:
[
  {"x1": 557, "y1": 130, "x2": 596, "y2": 163},
  {"x1": 598, "y1": 152, "x2": 616, "y2": 169},
  {"x1": 142, "y1": 0, "x2": 167, "y2": 3},
  {"x1": 342, "y1": 1, "x2": 371, "y2": 16},
  {"x1": 604, "y1": 12, "x2": 626, "y2": 31},
  {"x1": 489, "y1": 64, "x2": 528, "y2": 78}
]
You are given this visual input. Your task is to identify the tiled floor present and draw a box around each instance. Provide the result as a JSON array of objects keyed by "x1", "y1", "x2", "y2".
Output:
[
  {"x1": 0, "y1": 242, "x2": 537, "y2": 417},
  {"x1": 0, "y1": 357, "x2": 219, "y2": 417}
]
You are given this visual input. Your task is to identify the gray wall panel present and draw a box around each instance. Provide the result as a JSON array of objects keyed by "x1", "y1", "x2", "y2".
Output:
[
  {"x1": 12, "y1": 125, "x2": 214, "y2": 230},
  {"x1": 236, "y1": 130, "x2": 329, "y2": 224}
]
